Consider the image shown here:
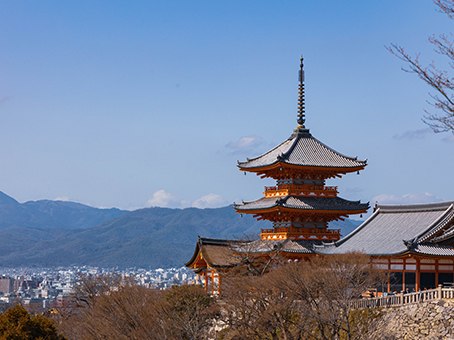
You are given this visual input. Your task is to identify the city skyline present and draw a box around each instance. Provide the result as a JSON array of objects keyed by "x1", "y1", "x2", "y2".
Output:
[{"x1": 1, "y1": 1, "x2": 453, "y2": 215}]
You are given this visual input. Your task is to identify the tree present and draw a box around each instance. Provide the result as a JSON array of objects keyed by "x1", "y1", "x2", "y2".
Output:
[
  {"x1": 221, "y1": 275, "x2": 297, "y2": 340},
  {"x1": 388, "y1": 0, "x2": 454, "y2": 133},
  {"x1": 220, "y1": 252, "x2": 389, "y2": 340},
  {"x1": 59, "y1": 274, "x2": 219, "y2": 340},
  {"x1": 228, "y1": 235, "x2": 285, "y2": 277},
  {"x1": 163, "y1": 284, "x2": 220, "y2": 340},
  {"x1": 270, "y1": 252, "x2": 386, "y2": 340},
  {"x1": 0, "y1": 305, "x2": 66, "y2": 340}
]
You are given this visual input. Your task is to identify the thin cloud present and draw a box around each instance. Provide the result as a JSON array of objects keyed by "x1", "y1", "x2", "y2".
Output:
[
  {"x1": 392, "y1": 128, "x2": 432, "y2": 140},
  {"x1": 145, "y1": 190, "x2": 180, "y2": 208},
  {"x1": 372, "y1": 192, "x2": 442, "y2": 205},
  {"x1": 226, "y1": 135, "x2": 263, "y2": 149},
  {"x1": 0, "y1": 96, "x2": 12, "y2": 105},
  {"x1": 192, "y1": 193, "x2": 229, "y2": 209},
  {"x1": 145, "y1": 190, "x2": 229, "y2": 209}
]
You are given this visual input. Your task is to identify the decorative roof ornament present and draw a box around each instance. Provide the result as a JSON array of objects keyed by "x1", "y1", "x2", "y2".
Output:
[{"x1": 297, "y1": 56, "x2": 305, "y2": 129}]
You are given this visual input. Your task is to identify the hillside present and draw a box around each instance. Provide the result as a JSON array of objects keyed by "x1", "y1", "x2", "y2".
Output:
[
  {"x1": 0, "y1": 191, "x2": 362, "y2": 268},
  {"x1": 0, "y1": 206, "x2": 271, "y2": 268},
  {"x1": 0, "y1": 191, "x2": 127, "y2": 230}
]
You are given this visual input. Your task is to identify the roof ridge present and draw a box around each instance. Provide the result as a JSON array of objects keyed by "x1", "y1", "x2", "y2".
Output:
[
  {"x1": 280, "y1": 131, "x2": 306, "y2": 162},
  {"x1": 379, "y1": 201, "x2": 454, "y2": 213},
  {"x1": 199, "y1": 237, "x2": 243, "y2": 246},
  {"x1": 419, "y1": 207, "x2": 454, "y2": 243},
  {"x1": 237, "y1": 134, "x2": 295, "y2": 166}
]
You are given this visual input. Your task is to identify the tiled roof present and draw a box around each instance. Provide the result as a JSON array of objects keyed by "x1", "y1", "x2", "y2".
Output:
[
  {"x1": 234, "y1": 196, "x2": 369, "y2": 212},
  {"x1": 237, "y1": 129, "x2": 367, "y2": 170},
  {"x1": 232, "y1": 239, "x2": 316, "y2": 254},
  {"x1": 184, "y1": 237, "x2": 239, "y2": 268},
  {"x1": 413, "y1": 244, "x2": 454, "y2": 257},
  {"x1": 186, "y1": 237, "x2": 320, "y2": 269},
  {"x1": 316, "y1": 201, "x2": 454, "y2": 256}
]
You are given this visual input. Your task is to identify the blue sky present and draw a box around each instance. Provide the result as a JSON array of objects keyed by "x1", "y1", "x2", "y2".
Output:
[{"x1": 0, "y1": 1, "x2": 453, "y2": 215}]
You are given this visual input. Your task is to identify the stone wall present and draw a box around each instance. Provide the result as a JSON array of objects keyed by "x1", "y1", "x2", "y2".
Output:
[{"x1": 378, "y1": 299, "x2": 454, "y2": 339}]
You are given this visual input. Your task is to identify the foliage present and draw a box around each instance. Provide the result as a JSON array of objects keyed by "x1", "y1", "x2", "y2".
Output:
[
  {"x1": 388, "y1": 0, "x2": 454, "y2": 133},
  {"x1": 0, "y1": 305, "x2": 66, "y2": 340}
]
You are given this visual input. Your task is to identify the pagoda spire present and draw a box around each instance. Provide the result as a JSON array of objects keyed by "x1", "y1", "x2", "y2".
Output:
[{"x1": 297, "y1": 56, "x2": 305, "y2": 128}]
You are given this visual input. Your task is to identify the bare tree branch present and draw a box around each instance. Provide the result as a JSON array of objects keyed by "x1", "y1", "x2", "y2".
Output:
[{"x1": 387, "y1": 0, "x2": 454, "y2": 134}]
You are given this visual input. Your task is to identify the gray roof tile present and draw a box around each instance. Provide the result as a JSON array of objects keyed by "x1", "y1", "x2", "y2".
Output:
[
  {"x1": 238, "y1": 130, "x2": 366, "y2": 169},
  {"x1": 233, "y1": 238, "x2": 318, "y2": 254},
  {"x1": 234, "y1": 196, "x2": 369, "y2": 212},
  {"x1": 317, "y1": 201, "x2": 454, "y2": 256},
  {"x1": 413, "y1": 244, "x2": 454, "y2": 256}
]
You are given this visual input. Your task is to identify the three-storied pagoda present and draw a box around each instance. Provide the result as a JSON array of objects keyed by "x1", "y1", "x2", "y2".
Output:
[
  {"x1": 186, "y1": 57, "x2": 454, "y2": 294},
  {"x1": 186, "y1": 58, "x2": 369, "y2": 293},
  {"x1": 234, "y1": 57, "x2": 369, "y2": 242}
]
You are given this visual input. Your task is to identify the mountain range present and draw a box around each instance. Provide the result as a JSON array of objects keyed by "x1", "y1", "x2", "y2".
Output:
[{"x1": 0, "y1": 191, "x2": 361, "y2": 268}]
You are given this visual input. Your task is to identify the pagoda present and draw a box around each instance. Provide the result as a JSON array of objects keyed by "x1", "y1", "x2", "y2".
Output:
[
  {"x1": 187, "y1": 58, "x2": 454, "y2": 294},
  {"x1": 234, "y1": 57, "x2": 369, "y2": 242}
]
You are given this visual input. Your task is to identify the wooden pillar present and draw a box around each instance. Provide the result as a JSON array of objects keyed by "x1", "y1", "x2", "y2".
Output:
[
  {"x1": 402, "y1": 261, "x2": 406, "y2": 292},
  {"x1": 218, "y1": 274, "x2": 221, "y2": 294},
  {"x1": 387, "y1": 258, "x2": 390, "y2": 292},
  {"x1": 435, "y1": 259, "x2": 439, "y2": 287},
  {"x1": 416, "y1": 258, "x2": 420, "y2": 291}
]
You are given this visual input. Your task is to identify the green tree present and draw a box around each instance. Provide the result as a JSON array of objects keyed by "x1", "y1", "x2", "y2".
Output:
[
  {"x1": 389, "y1": 0, "x2": 454, "y2": 133},
  {"x1": 0, "y1": 305, "x2": 66, "y2": 340}
]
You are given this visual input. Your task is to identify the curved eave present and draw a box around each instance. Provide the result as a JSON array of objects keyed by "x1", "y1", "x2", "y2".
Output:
[
  {"x1": 237, "y1": 131, "x2": 367, "y2": 171},
  {"x1": 239, "y1": 162, "x2": 366, "y2": 176},
  {"x1": 184, "y1": 240, "x2": 204, "y2": 269},
  {"x1": 432, "y1": 232, "x2": 454, "y2": 245},
  {"x1": 234, "y1": 206, "x2": 369, "y2": 215},
  {"x1": 185, "y1": 246, "x2": 236, "y2": 270},
  {"x1": 400, "y1": 250, "x2": 454, "y2": 258},
  {"x1": 315, "y1": 243, "x2": 454, "y2": 257},
  {"x1": 414, "y1": 204, "x2": 454, "y2": 243},
  {"x1": 367, "y1": 250, "x2": 454, "y2": 258}
]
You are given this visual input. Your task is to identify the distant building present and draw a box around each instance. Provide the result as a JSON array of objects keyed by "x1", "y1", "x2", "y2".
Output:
[{"x1": 0, "y1": 278, "x2": 16, "y2": 294}]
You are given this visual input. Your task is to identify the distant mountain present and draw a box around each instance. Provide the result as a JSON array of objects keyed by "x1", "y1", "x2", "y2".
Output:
[
  {"x1": 0, "y1": 191, "x2": 127, "y2": 230},
  {"x1": 0, "y1": 191, "x2": 366, "y2": 268},
  {"x1": 0, "y1": 206, "x2": 270, "y2": 268},
  {"x1": 0, "y1": 192, "x2": 366, "y2": 268},
  {"x1": 0, "y1": 191, "x2": 19, "y2": 205}
]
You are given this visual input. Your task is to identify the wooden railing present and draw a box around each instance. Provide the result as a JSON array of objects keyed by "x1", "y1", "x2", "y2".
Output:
[
  {"x1": 261, "y1": 227, "x2": 341, "y2": 235},
  {"x1": 264, "y1": 184, "x2": 338, "y2": 198},
  {"x1": 264, "y1": 184, "x2": 337, "y2": 192},
  {"x1": 352, "y1": 286, "x2": 454, "y2": 309}
]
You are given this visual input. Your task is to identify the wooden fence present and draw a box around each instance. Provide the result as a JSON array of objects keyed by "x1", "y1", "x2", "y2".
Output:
[{"x1": 352, "y1": 286, "x2": 454, "y2": 309}]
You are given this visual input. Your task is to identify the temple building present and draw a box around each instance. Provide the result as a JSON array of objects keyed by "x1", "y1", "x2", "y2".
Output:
[
  {"x1": 185, "y1": 58, "x2": 454, "y2": 294},
  {"x1": 319, "y1": 201, "x2": 454, "y2": 292}
]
